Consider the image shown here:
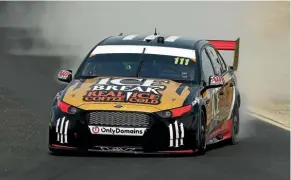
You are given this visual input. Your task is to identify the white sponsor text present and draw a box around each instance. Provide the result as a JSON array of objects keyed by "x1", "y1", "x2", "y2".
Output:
[{"x1": 89, "y1": 126, "x2": 146, "y2": 136}]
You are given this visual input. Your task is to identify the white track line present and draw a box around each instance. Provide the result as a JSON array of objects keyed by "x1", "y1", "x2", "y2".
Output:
[{"x1": 249, "y1": 111, "x2": 290, "y2": 131}]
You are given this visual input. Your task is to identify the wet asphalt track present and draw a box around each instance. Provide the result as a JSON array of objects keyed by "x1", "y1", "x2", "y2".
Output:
[{"x1": 0, "y1": 28, "x2": 290, "y2": 180}]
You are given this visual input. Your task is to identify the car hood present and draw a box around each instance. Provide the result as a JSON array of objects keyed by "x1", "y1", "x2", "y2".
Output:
[{"x1": 61, "y1": 77, "x2": 199, "y2": 113}]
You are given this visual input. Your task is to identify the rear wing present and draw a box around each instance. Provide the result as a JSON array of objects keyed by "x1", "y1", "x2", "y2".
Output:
[{"x1": 208, "y1": 38, "x2": 240, "y2": 71}]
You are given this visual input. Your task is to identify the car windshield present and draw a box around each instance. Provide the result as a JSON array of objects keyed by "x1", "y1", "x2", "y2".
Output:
[{"x1": 75, "y1": 53, "x2": 197, "y2": 82}]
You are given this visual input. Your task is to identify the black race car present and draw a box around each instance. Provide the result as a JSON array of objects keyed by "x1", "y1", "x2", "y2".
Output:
[{"x1": 49, "y1": 32, "x2": 241, "y2": 155}]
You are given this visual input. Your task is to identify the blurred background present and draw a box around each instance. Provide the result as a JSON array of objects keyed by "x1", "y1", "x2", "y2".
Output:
[{"x1": 0, "y1": 1, "x2": 289, "y2": 108}]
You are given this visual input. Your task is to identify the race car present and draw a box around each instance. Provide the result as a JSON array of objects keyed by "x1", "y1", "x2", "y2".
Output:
[{"x1": 49, "y1": 32, "x2": 241, "y2": 155}]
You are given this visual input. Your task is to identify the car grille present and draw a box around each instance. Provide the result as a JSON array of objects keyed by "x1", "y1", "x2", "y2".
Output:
[{"x1": 87, "y1": 111, "x2": 150, "y2": 128}]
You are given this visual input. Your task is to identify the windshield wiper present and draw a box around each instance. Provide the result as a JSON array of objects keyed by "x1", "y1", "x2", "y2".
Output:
[
  {"x1": 77, "y1": 75, "x2": 99, "y2": 79},
  {"x1": 136, "y1": 48, "x2": 146, "y2": 77},
  {"x1": 172, "y1": 79, "x2": 196, "y2": 84}
]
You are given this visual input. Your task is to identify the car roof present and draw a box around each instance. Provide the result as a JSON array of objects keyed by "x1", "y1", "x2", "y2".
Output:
[{"x1": 97, "y1": 34, "x2": 208, "y2": 50}]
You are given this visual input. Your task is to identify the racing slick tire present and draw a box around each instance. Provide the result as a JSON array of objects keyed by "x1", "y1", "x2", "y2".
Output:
[
  {"x1": 226, "y1": 102, "x2": 240, "y2": 145},
  {"x1": 196, "y1": 110, "x2": 207, "y2": 155}
]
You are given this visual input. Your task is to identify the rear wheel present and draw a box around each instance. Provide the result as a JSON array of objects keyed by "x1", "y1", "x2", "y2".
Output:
[
  {"x1": 226, "y1": 103, "x2": 239, "y2": 145},
  {"x1": 196, "y1": 110, "x2": 207, "y2": 154}
]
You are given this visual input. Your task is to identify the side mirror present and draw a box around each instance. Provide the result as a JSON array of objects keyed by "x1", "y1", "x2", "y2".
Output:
[
  {"x1": 205, "y1": 75, "x2": 224, "y2": 89},
  {"x1": 57, "y1": 70, "x2": 72, "y2": 83}
]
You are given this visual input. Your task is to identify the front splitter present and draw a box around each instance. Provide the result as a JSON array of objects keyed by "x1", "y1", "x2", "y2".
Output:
[{"x1": 50, "y1": 144, "x2": 197, "y2": 155}]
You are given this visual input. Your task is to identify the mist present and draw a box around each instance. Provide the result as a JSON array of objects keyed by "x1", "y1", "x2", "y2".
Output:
[{"x1": 0, "y1": 1, "x2": 289, "y2": 138}]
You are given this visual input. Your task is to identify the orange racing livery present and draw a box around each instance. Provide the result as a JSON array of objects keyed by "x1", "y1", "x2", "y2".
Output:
[{"x1": 49, "y1": 33, "x2": 241, "y2": 155}]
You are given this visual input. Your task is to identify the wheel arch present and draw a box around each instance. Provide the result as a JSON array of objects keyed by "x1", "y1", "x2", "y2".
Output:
[{"x1": 235, "y1": 87, "x2": 241, "y2": 108}]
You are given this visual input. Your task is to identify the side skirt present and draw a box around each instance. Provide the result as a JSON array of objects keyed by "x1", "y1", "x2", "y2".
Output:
[{"x1": 206, "y1": 119, "x2": 232, "y2": 145}]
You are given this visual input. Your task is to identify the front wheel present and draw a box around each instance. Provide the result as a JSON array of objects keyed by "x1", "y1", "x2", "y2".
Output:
[{"x1": 196, "y1": 110, "x2": 207, "y2": 155}]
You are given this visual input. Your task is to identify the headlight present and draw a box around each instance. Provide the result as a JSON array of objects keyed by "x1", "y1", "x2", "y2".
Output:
[
  {"x1": 156, "y1": 104, "x2": 192, "y2": 118},
  {"x1": 57, "y1": 99, "x2": 80, "y2": 114}
]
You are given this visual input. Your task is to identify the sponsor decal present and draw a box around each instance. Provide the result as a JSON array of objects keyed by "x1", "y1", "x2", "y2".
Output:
[
  {"x1": 168, "y1": 121, "x2": 184, "y2": 148},
  {"x1": 58, "y1": 70, "x2": 72, "y2": 79},
  {"x1": 83, "y1": 78, "x2": 168, "y2": 105},
  {"x1": 89, "y1": 126, "x2": 146, "y2": 136},
  {"x1": 95, "y1": 146, "x2": 136, "y2": 152},
  {"x1": 210, "y1": 76, "x2": 224, "y2": 85},
  {"x1": 181, "y1": 72, "x2": 188, "y2": 79},
  {"x1": 91, "y1": 45, "x2": 196, "y2": 59},
  {"x1": 56, "y1": 117, "x2": 70, "y2": 144}
]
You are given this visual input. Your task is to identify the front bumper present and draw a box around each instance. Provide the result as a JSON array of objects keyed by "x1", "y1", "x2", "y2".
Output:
[{"x1": 49, "y1": 108, "x2": 200, "y2": 153}]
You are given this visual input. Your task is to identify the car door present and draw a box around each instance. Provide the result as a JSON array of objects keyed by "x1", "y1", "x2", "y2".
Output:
[
  {"x1": 200, "y1": 48, "x2": 222, "y2": 134},
  {"x1": 205, "y1": 46, "x2": 233, "y2": 123},
  {"x1": 215, "y1": 51, "x2": 236, "y2": 122}
]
